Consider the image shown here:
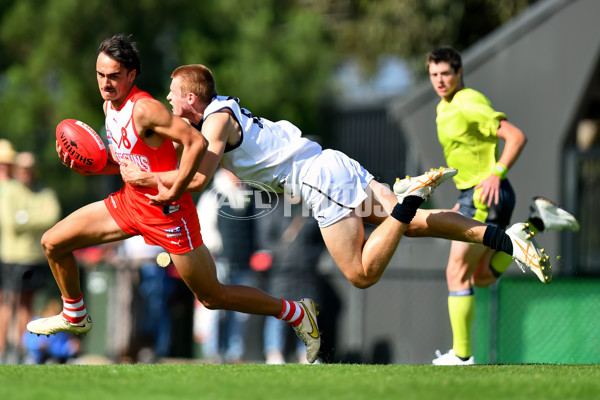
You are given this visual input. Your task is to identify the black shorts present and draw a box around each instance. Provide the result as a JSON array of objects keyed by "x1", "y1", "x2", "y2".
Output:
[
  {"x1": 1, "y1": 263, "x2": 49, "y2": 292},
  {"x1": 456, "y1": 179, "x2": 515, "y2": 229}
]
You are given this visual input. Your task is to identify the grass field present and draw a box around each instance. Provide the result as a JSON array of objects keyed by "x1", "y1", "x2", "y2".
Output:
[{"x1": 1, "y1": 363, "x2": 599, "y2": 400}]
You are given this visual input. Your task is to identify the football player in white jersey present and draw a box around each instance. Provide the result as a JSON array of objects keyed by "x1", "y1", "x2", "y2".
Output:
[
  {"x1": 121, "y1": 64, "x2": 551, "y2": 295},
  {"x1": 28, "y1": 38, "x2": 324, "y2": 364}
]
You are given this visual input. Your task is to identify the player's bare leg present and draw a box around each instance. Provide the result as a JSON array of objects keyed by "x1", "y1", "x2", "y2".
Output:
[
  {"x1": 321, "y1": 210, "x2": 407, "y2": 289},
  {"x1": 321, "y1": 169, "x2": 457, "y2": 289},
  {"x1": 446, "y1": 242, "x2": 489, "y2": 291},
  {"x1": 377, "y1": 198, "x2": 510, "y2": 366},
  {"x1": 171, "y1": 245, "x2": 321, "y2": 363},
  {"x1": 350, "y1": 170, "x2": 551, "y2": 284},
  {"x1": 405, "y1": 209, "x2": 485, "y2": 242},
  {"x1": 42, "y1": 201, "x2": 129, "y2": 298},
  {"x1": 171, "y1": 245, "x2": 284, "y2": 314},
  {"x1": 471, "y1": 249, "x2": 502, "y2": 287},
  {"x1": 27, "y1": 201, "x2": 130, "y2": 336},
  {"x1": 405, "y1": 209, "x2": 551, "y2": 280}
]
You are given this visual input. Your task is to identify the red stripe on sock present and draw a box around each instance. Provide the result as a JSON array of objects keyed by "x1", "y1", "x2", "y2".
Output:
[
  {"x1": 285, "y1": 302, "x2": 297, "y2": 322},
  {"x1": 277, "y1": 300, "x2": 305, "y2": 327},
  {"x1": 62, "y1": 294, "x2": 86, "y2": 323},
  {"x1": 62, "y1": 294, "x2": 83, "y2": 304},
  {"x1": 289, "y1": 306, "x2": 305, "y2": 327},
  {"x1": 62, "y1": 311, "x2": 86, "y2": 324}
]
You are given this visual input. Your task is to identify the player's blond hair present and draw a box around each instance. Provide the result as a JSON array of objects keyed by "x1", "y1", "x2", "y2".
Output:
[{"x1": 171, "y1": 64, "x2": 217, "y2": 107}]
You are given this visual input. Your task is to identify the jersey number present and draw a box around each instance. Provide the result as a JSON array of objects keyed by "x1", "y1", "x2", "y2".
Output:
[
  {"x1": 240, "y1": 107, "x2": 263, "y2": 129},
  {"x1": 118, "y1": 118, "x2": 133, "y2": 149},
  {"x1": 227, "y1": 96, "x2": 264, "y2": 129}
]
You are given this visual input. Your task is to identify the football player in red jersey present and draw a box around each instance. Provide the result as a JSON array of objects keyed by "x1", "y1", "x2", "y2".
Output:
[{"x1": 27, "y1": 34, "x2": 322, "y2": 363}]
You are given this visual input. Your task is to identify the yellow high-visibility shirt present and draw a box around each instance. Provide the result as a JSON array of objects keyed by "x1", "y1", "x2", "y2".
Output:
[{"x1": 436, "y1": 88, "x2": 506, "y2": 190}]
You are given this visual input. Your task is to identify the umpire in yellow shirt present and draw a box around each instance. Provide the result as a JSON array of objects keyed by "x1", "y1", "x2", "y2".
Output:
[{"x1": 426, "y1": 46, "x2": 526, "y2": 366}]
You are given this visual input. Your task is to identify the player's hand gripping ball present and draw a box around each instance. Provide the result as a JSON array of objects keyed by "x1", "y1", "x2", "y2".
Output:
[{"x1": 56, "y1": 119, "x2": 107, "y2": 172}]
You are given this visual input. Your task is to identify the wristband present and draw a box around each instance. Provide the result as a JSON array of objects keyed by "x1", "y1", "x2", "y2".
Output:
[{"x1": 491, "y1": 162, "x2": 508, "y2": 180}]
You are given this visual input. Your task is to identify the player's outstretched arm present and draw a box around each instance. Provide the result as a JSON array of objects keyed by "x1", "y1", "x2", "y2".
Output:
[
  {"x1": 132, "y1": 98, "x2": 207, "y2": 203},
  {"x1": 121, "y1": 110, "x2": 232, "y2": 194}
]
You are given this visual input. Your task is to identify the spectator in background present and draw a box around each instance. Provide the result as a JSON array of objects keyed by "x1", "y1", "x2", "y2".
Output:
[
  {"x1": 0, "y1": 151, "x2": 61, "y2": 363},
  {"x1": 194, "y1": 168, "x2": 257, "y2": 363},
  {"x1": 0, "y1": 139, "x2": 17, "y2": 364},
  {"x1": 258, "y1": 193, "x2": 326, "y2": 364},
  {"x1": 0, "y1": 139, "x2": 15, "y2": 184}
]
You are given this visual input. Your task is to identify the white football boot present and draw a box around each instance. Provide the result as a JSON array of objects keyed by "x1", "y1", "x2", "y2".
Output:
[
  {"x1": 529, "y1": 196, "x2": 580, "y2": 232},
  {"x1": 393, "y1": 167, "x2": 458, "y2": 202},
  {"x1": 432, "y1": 349, "x2": 475, "y2": 366},
  {"x1": 27, "y1": 314, "x2": 93, "y2": 336},
  {"x1": 292, "y1": 298, "x2": 320, "y2": 364},
  {"x1": 506, "y1": 222, "x2": 552, "y2": 283}
]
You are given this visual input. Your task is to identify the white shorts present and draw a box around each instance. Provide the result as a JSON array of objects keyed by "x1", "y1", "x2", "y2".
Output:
[{"x1": 299, "y1": 149, "x2": 374, "y2": 227}]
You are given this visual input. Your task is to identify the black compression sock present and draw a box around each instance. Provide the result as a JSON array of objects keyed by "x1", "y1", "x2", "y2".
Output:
[
  {"x1": 390, "y1": 196, "x2": 425, "y2": 224},
  {"x1": 483, "y1": 225, "x2": 514, "y2": 255}
]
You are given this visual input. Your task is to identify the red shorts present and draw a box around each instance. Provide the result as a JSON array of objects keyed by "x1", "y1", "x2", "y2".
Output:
[{"x1": 105, "y1": 186, "x2": 203, "y2": 254}]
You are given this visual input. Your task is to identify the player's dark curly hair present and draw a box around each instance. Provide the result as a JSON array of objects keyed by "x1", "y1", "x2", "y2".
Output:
[
  {"x1": 97, "y1": 33, "x2": 142, "y2": 76},
  {"x1": 426, "y1": 46, "x2": 462, "y2": 74}
]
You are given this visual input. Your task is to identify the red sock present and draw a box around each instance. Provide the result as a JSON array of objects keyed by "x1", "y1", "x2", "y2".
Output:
[
  {"x1": 277, "y1": 299, "x2": 305, "y2": 327},
  {"x1": 62, "y1": 294, "x2": 87, "y2": 324}
]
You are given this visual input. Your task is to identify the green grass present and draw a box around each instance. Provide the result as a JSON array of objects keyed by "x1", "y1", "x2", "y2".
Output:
[{"x1": 2, "y1": 364, "x2": 599, "y2": 400}]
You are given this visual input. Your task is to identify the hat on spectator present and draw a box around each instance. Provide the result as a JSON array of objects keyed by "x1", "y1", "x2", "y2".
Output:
[{"x1": 0, "y1": 139, "x2": 16, "y2": 164}]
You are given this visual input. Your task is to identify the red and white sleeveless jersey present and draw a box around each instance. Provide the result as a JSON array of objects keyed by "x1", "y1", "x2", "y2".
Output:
[
  {"x1": 105, "y1": 86, "x2": 188, "y2": 222},
  {"x1": 105, "y1": 85, "x2": 178, "y2": 177}
]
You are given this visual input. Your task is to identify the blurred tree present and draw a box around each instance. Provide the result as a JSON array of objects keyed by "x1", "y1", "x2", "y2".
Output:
[
  {"x1": 0, "y1": 0, "x2": 336, "y2": 214},
  {"x1": 0, "y1": 0, "x2": 537, "y2": 214},
  {"x1": 322, "y1": 0, "x2": 539, "y2": 74}
]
